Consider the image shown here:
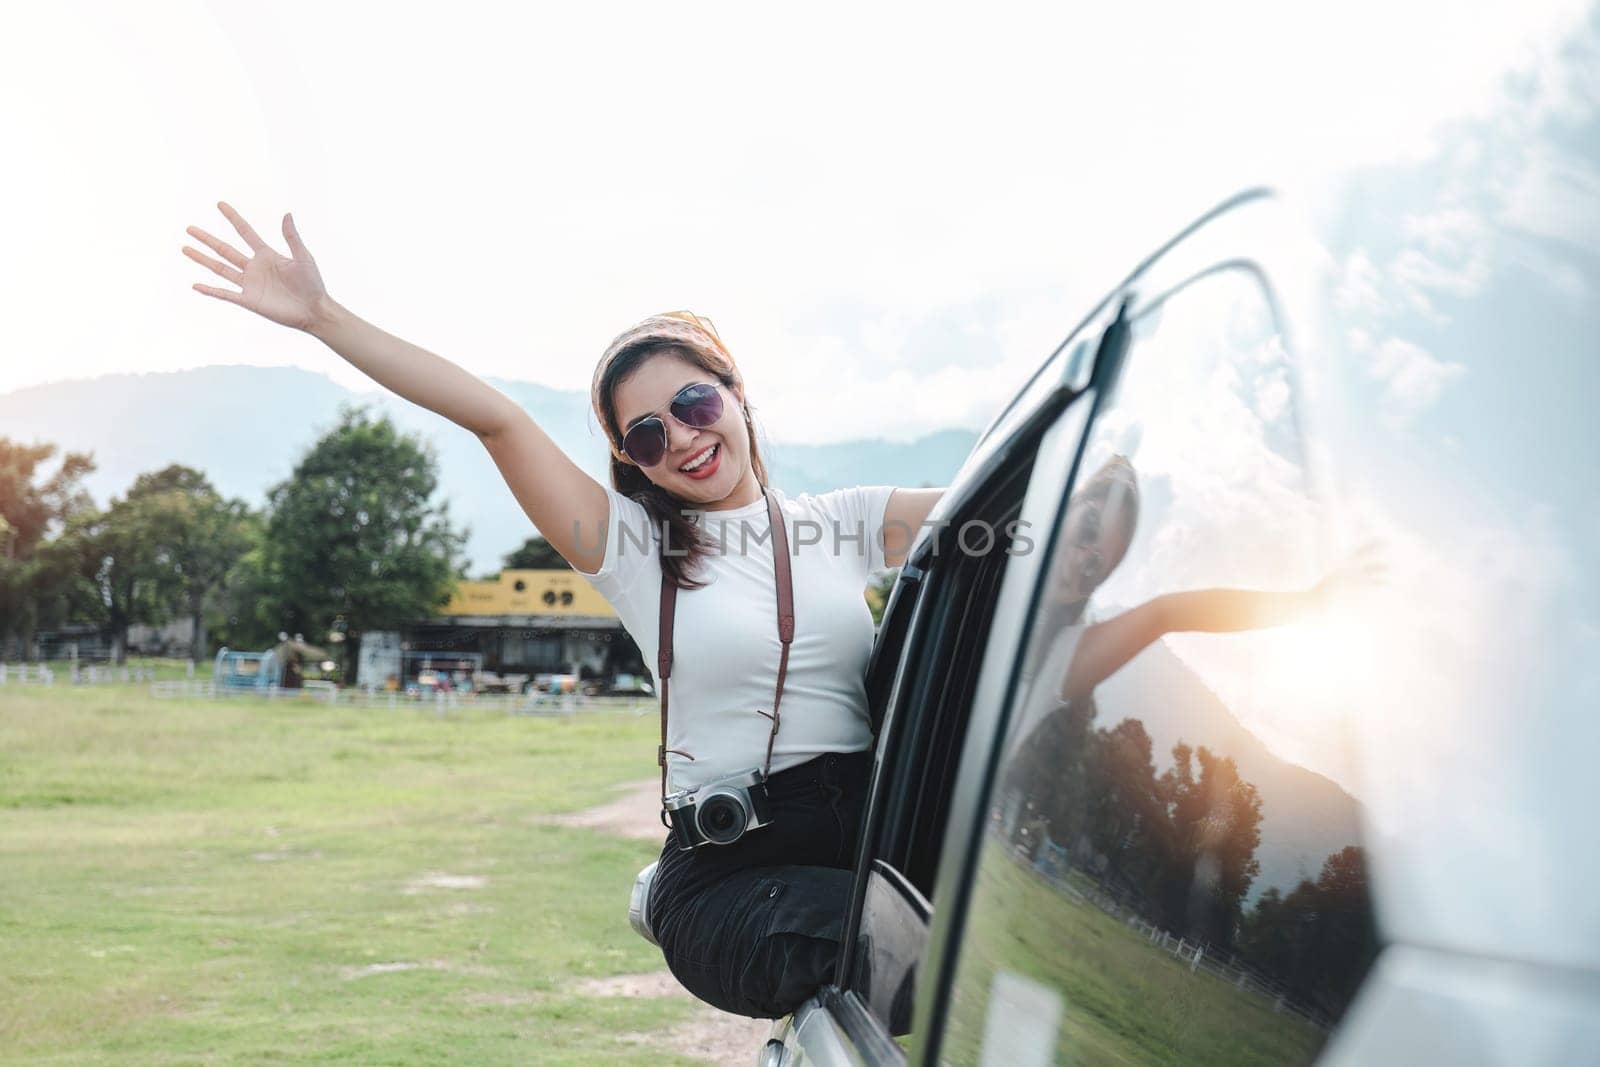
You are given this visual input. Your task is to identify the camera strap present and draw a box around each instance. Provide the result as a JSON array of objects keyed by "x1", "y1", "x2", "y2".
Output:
[{"x1": 656, "y1": 485, "x2": 795, "y2": 814}]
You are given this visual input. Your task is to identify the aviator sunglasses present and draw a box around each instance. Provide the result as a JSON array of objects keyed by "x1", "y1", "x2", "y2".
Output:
[
  {"x1": 1066, "y1": 504, "x2": 1105, "y2": 587},
  {"x1": 621, "y1": 382, "x2": 727, "y2": 467}
]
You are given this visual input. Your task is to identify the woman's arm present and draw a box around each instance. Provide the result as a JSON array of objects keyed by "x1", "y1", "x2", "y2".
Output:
[
  {"x1": 1060, "y1": 586, "x2": 1326, "y2": 702},
  {"x1": 305, "y1": 297, "x2": 521, "y2": 435},
  {"x1": 882, "y1": 488, "x2": 945, "y2": 568},
  {"x1": 184, "y1": 203, "x2": 610, "y2": 573}
]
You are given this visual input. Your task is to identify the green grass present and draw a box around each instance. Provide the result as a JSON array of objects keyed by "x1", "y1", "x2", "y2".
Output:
[
  {"x1": 0, "y1": 684, "x2": 701, "y2": 1065},
  {"x1": 937, "y1": 841, "x2": 1325, "y2": 1065}
]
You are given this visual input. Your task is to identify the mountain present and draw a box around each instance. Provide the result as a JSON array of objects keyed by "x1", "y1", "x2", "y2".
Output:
[
  {"x1": 0, "y1": 366, "x2": 980, "y2": 573},
  {"x1": 1096, "y1": 640, "x2": 1364, "y2": 899}
]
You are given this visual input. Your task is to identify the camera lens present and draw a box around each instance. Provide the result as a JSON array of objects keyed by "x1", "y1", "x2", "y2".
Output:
[{"x1": 698, "y1": 792, "x2": 749, "y2": 845}]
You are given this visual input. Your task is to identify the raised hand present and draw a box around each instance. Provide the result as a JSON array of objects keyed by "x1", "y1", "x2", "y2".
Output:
[
  {"x1": 1311, "y1": 542, "x2": 1388, "y2": 606},
  {"x1": 183, "y1": 202, "x2": 329, "y2": 331}
]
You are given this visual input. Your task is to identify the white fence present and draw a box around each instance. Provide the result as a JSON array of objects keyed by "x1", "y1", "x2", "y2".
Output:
[
  {"x1": 1025, "y1": 856, "x2": 1333, "y2": 1033},
  {"x1": 1119, "y1": 914, "x2": 1329, "y2": 1029},
  {"x1": 4, "y1": 660, "x2": 655, "y2": 715},
  {"x1": 0, "y1": 662, "x2": 164, "y2": 687},
  {"x1": 147, "y1": 680, "x2": 656, "y2": 718}
]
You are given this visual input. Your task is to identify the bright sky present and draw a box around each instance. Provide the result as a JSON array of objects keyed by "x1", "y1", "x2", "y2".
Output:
[{"x1": 0, "y1": 0, "x2": 1589, "y2": 443}]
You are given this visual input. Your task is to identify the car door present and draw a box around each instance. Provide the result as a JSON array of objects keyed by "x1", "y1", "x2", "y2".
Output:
[
  {"x1": 918, "y1": 197, "x2": 1380, "y2": 1065},
  {"x1": 769, "y1": 265, "x2": 1114, "y2": 1066},
  {"x1": 774, "y1": 191, "x2": 1382, "y2": 1066}
]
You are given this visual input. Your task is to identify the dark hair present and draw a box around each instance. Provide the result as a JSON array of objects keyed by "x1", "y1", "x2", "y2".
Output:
[
  {"x1": 1044, "y1": 455, "x2": 1142, "y2": 631},
  {"x1": 1073, "y1": 454, "x2": 1140, "y2": 579},
  {"x1": 591, "y1": 314, "x2": 770, "y2": 589},
  {"x1": 1015, "y1": 455, "x2": 1143, "y2": 689}
]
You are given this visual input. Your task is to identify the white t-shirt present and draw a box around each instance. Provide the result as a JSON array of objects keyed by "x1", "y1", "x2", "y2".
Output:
[
  {"x1": 583, "y1": 484, "x2": 898, "y2": 791},
  {"x1": 1004, "y1": 619, "x2": 1087, "y2": 765}
]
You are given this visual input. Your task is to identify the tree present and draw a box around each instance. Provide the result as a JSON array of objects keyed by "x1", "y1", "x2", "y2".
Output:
[
  {"x1": 1162, "y1": 744, "x2": 1263, "y2": 947},
  {"x1": 211, "y1": 514, "x2": 275, "y2": 652},
  {"x1": 502, "y1": 533, "x2": 571, "y2": 572},
  {"x1": 1022, "y1": 716, "x2": 1264, "y2": 947},
  {"x1": 125, "y1": 466, "x2": 255, "y2": 663},
  {"x1": 45, "y1": 492, "x2": 184, "y2": 663},
  {"x1": 1237, "y1": 844, "x2": 1378, "y2": 1016},
  {"x1": 1307, "y1": 845, "x2": 1379, "y2": 1008},
  {"x1": 0, "y1": 439, "x2": 95, "y2": 656},
  {"x1": 1003, "y1": 694, "x2": 1098, "y2": 856},
  {"x1": 0, "y1": 438, "x2": 95, "y2": 560},
  {"x1": 1081, "y1": 717, "x2": 1172, "y2": 907},
  {"x1": 259, "y1": 408, "x2": 465, "y2": 677}
]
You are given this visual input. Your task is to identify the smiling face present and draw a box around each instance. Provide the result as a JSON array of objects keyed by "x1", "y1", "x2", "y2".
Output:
[
  {"x1": 1052, "y1": 497, "x2": 1123, "y2": 603},
  {"x1": 611, "y1": 350, "x2": 763, "y2": 509},
  {"x1": 1051, "y1": 462, "x2": 1140, "y2": 607}
]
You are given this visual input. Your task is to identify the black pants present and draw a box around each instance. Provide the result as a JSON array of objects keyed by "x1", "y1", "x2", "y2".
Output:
[{"x1": 648, "y1": 749, "x2": 873, "y2": 1019}]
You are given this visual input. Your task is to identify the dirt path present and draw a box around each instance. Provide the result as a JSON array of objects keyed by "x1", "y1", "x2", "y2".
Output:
[
  {"x1": 581, "y1": 971, "x2": 774, "y2": 1066},
  {"x1": 535, "y1": 778, "x2": 666, "y2": 840},
  {"x1": 552, "y1": 781, "x2": 776, "y2": 1066}
]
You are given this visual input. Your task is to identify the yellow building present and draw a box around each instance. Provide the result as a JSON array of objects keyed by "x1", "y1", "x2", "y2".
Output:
[
  {"x1": 443, "y1": 569, "x2": 616, "y2": 619},
  {"x1": 362, "y1": 570, "x2": 644, "y2": 690}
]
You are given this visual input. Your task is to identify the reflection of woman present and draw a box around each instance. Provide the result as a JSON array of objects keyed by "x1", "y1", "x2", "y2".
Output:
[
  {"x1": 181, "y1": 205, "x2": 945, "y2": 1021},
  {"x1": 1021, "y1": 456, "x2": 1365, "y2": 721}
]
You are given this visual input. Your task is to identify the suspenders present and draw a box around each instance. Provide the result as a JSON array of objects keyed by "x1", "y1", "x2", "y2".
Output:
[{"x1": 656, "y1": 486, "x2": 796, "y2": 814}]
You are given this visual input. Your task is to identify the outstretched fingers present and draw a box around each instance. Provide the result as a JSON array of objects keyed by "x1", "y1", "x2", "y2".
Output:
[
  {"x1": 217, "y1": 201, "x2": 268, "y2": 253},
  {"x1": 192, "y1": 282, "x2": 245, "y2": 306},
  {"x1": 185, "y1": 225, "x2": 249, "y2": 269},
  {"x1": 182, "y1": 244, "x2": 244, "y2": 285},
  {"x1": 1343, "y1": 541, "x2": 1390, "y2": 585},
  {"x1": 281, "y1": 212, "x2": 312, "y2": 260}
]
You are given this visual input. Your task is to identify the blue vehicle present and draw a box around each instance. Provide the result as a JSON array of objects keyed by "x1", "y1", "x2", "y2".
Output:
[{"x1": 213, "y1": 646, "x2": 281, "y2": 690}]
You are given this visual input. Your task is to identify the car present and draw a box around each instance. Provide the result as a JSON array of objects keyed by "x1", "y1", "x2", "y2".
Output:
[{"x1": 760, "y1": 190, "x2": 1599, "y2": 1065}]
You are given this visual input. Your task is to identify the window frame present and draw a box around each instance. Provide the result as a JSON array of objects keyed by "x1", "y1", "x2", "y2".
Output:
[
  {"x1": 830, "y1": 479, "x2": 1029, "y2": 1045},
  {"x1": 866, "y1": 473, "x2": 1028, "y2": 893},
  {"x1": 817, "y1": 305, "x2": 1121, "y2": 1060},
  {"x1": 906, "y1": 307, "x2": 1126, "y2": 1065}
]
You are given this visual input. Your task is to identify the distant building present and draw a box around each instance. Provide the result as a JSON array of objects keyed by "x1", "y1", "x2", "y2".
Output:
[
  {"x1": 25, "y1": 619, "x2": 192, "y2": 662},
  {"x1": 126, "y1": 618, "x2": 196, "y2": 657},
  {"x1": 360, "y1": 569, "x2": 646, "y2": 691},
  {"x1": 32, "y1": 624, "x2": 116, "y2": 663},
  {"x1": 25, "y1": 570, "x2": 647, "y2": 692}
]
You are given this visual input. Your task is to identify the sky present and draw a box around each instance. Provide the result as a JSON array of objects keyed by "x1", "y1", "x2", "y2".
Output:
[
  {"x1": 5, "y1": 0, "x2": 1599, "y2": 967},
  {"x1": 0, "y1": 0, "x2": 1591, "y2": 443}
]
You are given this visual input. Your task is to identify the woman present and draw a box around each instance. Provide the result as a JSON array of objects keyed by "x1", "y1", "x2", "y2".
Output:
[
  {"x1": 1009, "y1": 454, "x2": 1378, "y2": 766},
  {"x1": 181, "y1": 203, "x2": 944, "y2": 1019}
]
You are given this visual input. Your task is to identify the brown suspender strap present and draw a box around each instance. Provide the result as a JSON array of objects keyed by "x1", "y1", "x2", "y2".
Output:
[
  {"x1": 762, "y1": 489, "x2": 795, "y2": 778},
  {"x1": 657, "y1": 486, "x2": 795, "y2": 812},
  {"x1": 657, "y1": 574, "x2": 676, "y2": 820}
]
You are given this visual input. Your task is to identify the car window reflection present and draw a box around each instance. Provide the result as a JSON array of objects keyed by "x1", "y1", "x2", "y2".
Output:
[{"x1": 943, "y1": 287, "x2": 1380, "y2": 1064}]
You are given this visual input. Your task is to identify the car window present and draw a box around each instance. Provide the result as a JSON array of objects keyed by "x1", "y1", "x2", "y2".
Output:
[
  {"x1": 934, "y1": 271, "x2": 1380, "y2": 1065},
  {"x1": 839, "y1": 378, "x2": 1101, "y2": 1047},
  {"x1": 845, "y1": 471, "x2": 1030, "y2": 1042}
]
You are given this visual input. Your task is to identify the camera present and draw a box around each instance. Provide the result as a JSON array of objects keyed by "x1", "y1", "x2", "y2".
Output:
[{"x1": 663, "y1": 767, "x2": 774, "y2": 850}]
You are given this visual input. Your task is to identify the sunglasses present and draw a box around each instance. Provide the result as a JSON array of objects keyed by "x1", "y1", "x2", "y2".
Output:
[
  {"x1": 1067, "y1": 505, "x2": 1105, "y2": 585},
  {"x1": 621, "y1": 382, "x2": 726, "y2": 467}
]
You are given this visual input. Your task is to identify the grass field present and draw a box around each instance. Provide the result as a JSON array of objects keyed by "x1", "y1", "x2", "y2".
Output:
[
  {"x1": 0, "y1": 684, "x2": 705, "y2": 1065},
  {"x1": 939, "y1": 840, "x2": 1325, "y2": 1065}
]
